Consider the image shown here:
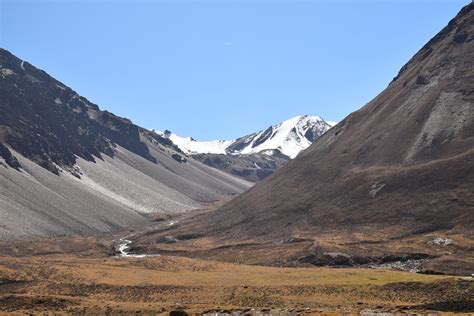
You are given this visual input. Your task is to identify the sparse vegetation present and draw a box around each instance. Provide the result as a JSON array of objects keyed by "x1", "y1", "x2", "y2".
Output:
[{"x1": 0, "y1": 253, "x2": 471, "y2": 314}]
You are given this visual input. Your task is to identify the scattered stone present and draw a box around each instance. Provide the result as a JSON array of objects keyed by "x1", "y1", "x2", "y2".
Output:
[
  {"x1": 369, "y1": 259, "x2": 427, "y2": 273},
  {"x1": 369, "y1": 182, "x2": 385, "y2": 197},
  {"x1": 427, "y1": 237, "x2": 455, "y2": 246},
  {"x1": 172, "y1": 153, "x2": 187, "y2": 163}
]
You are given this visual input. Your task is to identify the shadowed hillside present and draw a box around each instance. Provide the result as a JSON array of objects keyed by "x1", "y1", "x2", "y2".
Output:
[{"x1": 138, "y1": 3, "x2": 474, "y2": 275}]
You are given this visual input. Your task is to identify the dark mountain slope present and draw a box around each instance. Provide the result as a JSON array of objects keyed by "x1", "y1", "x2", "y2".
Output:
[
  {"x1": 0, "y1": 48, "x2": 154, "y2": 174},
  {"x1": 159, "y1": 4, "x2": 473, "y2": 245},
  {"x1": 212, "y1": 4, "x2": 473, "y2": 239}
]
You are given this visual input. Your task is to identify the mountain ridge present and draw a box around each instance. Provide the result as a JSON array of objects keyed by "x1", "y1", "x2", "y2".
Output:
[
  {"x1": 0, "y1": 48, "x2": 158, "y2": 175},
  {"x1": 152, "y1": 115, "x2": 333, "y2": 181},
  {"x1": 158, "y1": 115, "x2": 333, "y2": 159},
  {"x1": 0, "y1": 48, "x2": 251, "y2": 239}
]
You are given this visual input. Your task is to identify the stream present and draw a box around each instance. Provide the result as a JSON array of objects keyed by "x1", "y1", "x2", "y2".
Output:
[
  {"x1": 115, "y1": 219, "x2": 179, "y2": 258},
  {"x1": 116, "y1": 237, "x2": 156, "y2": 258}
]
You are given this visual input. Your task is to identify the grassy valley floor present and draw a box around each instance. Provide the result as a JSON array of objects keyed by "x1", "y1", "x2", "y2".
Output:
[{"x1": 0, "y1": 251, "x2": 472, "y2": 315}]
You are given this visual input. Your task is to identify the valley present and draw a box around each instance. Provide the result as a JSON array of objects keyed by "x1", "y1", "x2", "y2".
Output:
[
  {"x1": 0, "y1": 229, "x2": 472, "y2": 314},
  {"x1": 0, "y1": 1, "x2": 473, "y2": 314},
  {"x1": 0, "y1": 208, "x2": 471, "y2": 314},
  {"x1": 1, "y1": 255, "x2": 469, "y2": 314}
]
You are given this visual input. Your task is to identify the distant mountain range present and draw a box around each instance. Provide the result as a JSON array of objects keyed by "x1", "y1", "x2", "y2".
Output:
[
  {"x1": 152, "y1": 115, "x2": 334, "y2": 181},
  {"x1": 159, "y1": 115, "x2": 333, "y2": 158}
]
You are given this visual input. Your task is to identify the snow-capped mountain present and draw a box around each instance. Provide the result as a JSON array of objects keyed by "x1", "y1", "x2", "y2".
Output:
[
  {"x1": 158, "y1": 115, "x2": 333, "y2": 159},
  {"x1": 151, "y1": 115, "x2": 334, "y2": 182},
  {"x1": 226, "y1": 115, "x2": 333, "y2": 158}
]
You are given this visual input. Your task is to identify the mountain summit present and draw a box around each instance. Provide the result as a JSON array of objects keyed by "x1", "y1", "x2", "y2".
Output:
[
  {"x1": 153, "y1": 115, "x2": 333, "y2": 181},
  {"x1": 163, "y1": 115, "x2": 333, "y2": 159}
]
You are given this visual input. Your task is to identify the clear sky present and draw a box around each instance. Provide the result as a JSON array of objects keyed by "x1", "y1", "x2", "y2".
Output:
[{"x1": 1, "y1": 0, "x2": 469, "y2": 140}]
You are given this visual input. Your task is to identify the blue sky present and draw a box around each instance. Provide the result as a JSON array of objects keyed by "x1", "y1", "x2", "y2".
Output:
[{"x1": 1, "y1": 0, "x2": 468, "y2": 140}]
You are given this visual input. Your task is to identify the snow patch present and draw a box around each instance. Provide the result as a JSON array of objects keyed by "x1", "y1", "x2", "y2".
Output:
[{"x1": 169, "y1": 134, "x2": 233, "y2": 155}]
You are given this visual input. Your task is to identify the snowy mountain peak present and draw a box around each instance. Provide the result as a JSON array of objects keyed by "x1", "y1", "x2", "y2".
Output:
[
  {"x1": 155, "y1": 115, "x2": 333, "y2": 159},
  {"x1": 227, "y1": 115, "x2": 332, "y2": 158}
]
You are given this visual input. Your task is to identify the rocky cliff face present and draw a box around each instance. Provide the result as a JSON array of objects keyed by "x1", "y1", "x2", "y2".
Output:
[{"x1": 0, "y1": 48, "x2": 154, "y2": 175}]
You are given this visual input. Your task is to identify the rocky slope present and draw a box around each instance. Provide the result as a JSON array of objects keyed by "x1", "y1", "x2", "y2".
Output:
[
  {"x1": 143, "y1": 3, "x2": 474, "y2": 273},
  {"x1": 198, "y1": 1, "x2": 474, "y2": 238},
  {"x1": 159, "y1": 115, "x2": 333, "y2": 181},
  {"x1": 192, "y1": 152, "x2": 289, "y2": 182},
  {"x1": 0, "y1": 49, "x2": 154, "y2": 174},
  {"x1": 0, "y1": 49, "x2": 251, "y2": 239}
]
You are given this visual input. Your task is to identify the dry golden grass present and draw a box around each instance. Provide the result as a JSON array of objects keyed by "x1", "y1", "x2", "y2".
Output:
[{"x1": 0, "y1": 254, "x2": 472, "y2": 314}]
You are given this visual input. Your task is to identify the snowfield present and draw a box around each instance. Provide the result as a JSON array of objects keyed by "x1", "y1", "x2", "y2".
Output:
[
  {"x1": 168, "y1": 136, "x2": 233, "y2": 155},
  {"x1": 154, "y1": 115, "x2": 334, "y2": 159}
]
